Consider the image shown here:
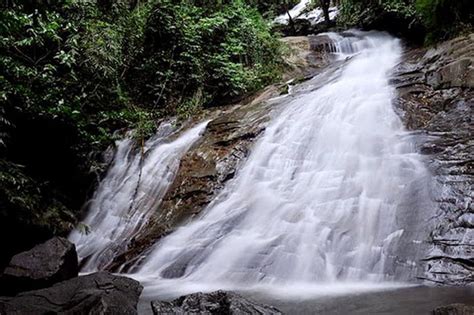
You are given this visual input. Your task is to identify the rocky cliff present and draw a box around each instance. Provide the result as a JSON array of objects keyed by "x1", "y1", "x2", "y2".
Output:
[{"x1": 393, "y1": 33, "x2": 473, "y2": 285}]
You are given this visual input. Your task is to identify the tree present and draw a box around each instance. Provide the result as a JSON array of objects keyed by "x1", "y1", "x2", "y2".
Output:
[
  {"x1": 320, "y1": 0, "x2": 331, "y2": 25},
  {"x1": 283, "y1": 1, "x2": 297, "y2": 35}
]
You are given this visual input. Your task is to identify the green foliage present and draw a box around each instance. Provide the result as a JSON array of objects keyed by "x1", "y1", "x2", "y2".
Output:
[
  {"x1": 0, "y1": 107, "x2": 11, "y2": 149},
  {"x1": 246, "y1": 0, "x2": 300, "y2": 18},
  {"x1": 0, "y1": 159, "x2": 75, "y2": 235},
  {"x1": 76, "y1": 222, "x2": 91, "y2": 235},
  {"x1": 132, "y1": 108, "x2": 156, "y2": 140},
  {"x1": 0, "y1": 1, "x2": 285, "y2": 246},
  {"x1": 380, "y1": 0, "x2": 418, "y2": 17},
  {"x1": 339, "y1": 0, "x2": 419, "y2": 26},
  {"x1": 339, "y1": 0, "x2": 473, "y2": 43},
  {"x1": 1, "y1": 1, "x2": 283, "y2": 151},
  {"x1": 176, "y1": 89, "x2": 207, "y2": 120},
  {"x1": 415, "y1": 0, "x2": 473, "y2": 42},
  {"x1": 128, "y1": 0, "x2": 284, "y2": 112}
]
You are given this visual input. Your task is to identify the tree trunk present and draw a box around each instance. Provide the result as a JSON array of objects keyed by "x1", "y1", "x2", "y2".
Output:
[
  {"x1": 320, "y1": 0, "x2": 331, "y2": 26},
  {"x1": 284, "y1": 4, "x2": 296, "y2": 36}
]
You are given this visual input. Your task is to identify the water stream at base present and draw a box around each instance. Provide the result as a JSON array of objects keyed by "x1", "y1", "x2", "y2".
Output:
[
  {"x1": 133, "y1": 31, "x2": 430, "y2": 295},
  {"x1": 69, "y1": 121, "x2": 208, "y2": 271}
]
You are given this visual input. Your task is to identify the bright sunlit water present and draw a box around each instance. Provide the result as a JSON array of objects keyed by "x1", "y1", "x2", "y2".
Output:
[
  {"x1": 69, "y1": 121, "x2": 208, "y2": 271},
  {"x1": 132, "y1": 31, "x2": 428, "y2": 298}
]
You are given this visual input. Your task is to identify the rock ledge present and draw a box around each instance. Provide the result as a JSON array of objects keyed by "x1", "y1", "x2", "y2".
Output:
[{"x1": 151, "y1": 290, "x2": 282, "y2": 314}]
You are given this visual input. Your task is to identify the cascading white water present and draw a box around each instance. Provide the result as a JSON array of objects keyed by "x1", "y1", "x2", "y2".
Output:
[
  {"x1": 274, "y1": 0, "x2": 339, "y2": 25},
  {"x1": 274, "y1": 0, "x2": 311, "y2": 24},
  {"x1": 134, "y1": 31, "x2": 428, "y2": 293},
  {"x1": 69, "y1": 121, "x2": 208, "y2": 271}
]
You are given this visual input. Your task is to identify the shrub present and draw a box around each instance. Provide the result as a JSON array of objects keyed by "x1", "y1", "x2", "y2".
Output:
[
  {"x1": 339, "y1": 0, "x2": 472, "y2": 43},
  {"x1": 127, "y1": 0, "x2": 284, "y2": 111},
  {"x1": 0, "y1": 0, "x2": 285, "y2": 260},
  {"x1": 415, "y1": 0, "x2": 473, "y2": 42}
]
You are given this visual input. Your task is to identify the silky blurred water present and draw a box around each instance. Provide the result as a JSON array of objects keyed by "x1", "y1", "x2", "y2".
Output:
[
  {"x1": 69, "y1": 121, "x2": 208, "y2": 271},
  {"x1": 134, "y1": 32, "x2": 429, "y2": 295}
]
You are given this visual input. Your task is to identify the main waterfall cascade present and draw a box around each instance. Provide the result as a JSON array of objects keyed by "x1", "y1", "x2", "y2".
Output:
[
  {"x1": 69, "y1": 31, "x2": 432, "y2": 299},
  {"x1": 69, "y1": 121, "x2": 208, "y2": 271},
  {"x1": 133, "y1": 31, "x2": 430, "y2": 292}
]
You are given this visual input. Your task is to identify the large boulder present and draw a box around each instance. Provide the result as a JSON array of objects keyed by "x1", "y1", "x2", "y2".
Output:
[
  {"x1": 0, "y1": 272, "x2": 143, "y2": 314},
  {"x1": 0, "y1": 237, "x2": 78, "y2": 295},
  {"x1": 433, "y1": 303, "x2": 474, "y2": 315},
  {"x1": 151, "y1": 290, "x2": 282, "y2": 314}
]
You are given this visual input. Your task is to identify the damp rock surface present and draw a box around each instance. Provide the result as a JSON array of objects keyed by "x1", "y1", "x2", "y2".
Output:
[
  {"x1": 151, "y1": 290, "x2": 282, "y2": 315},
  {"x1": 433, "y1": 303, "x2": 474, "y2": 315},
  {"x1": 393, "y1": 33, "x2": 474, "y2": 285},
  {"x1": 0, "y1": 237, "x2": 78, "y2": 296},
  {"x1": 0, "y1": 272, "x2": 143, "y2": 315}
]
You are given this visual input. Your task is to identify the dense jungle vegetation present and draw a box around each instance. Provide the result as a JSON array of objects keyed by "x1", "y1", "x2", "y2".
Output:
[
  {"x1": 339, "y1": 0, "x2": 473, "y2": 43},
  {"x1": 0, "y1": 0, "x2": 472, "y2": 267}
]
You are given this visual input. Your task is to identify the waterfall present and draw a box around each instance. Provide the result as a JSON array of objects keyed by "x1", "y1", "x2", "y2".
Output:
[
  {"x1": 274, "y1": 0, "x2": 339, "y2": 25},
  {"x1": 69, "y1": 121, "x2": 208, "y2": 271},
  {"x1": 274, "y1": 0, "x2": 311, "y2": 24},
  {"x1": 134, "y1": 31, "x2": 428, "y2": 292}
]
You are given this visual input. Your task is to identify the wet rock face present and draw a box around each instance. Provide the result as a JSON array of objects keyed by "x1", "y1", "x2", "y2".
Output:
[
  {"x1": 392, "y1": 33, "x2": 474, "y2": 285},
  {"x1": 280, "y1": 36, "x2": 332, "y2": 84},
  {"x1": 433, "y1": 303, "x2": 474, "y2": 315},
  {"x1": 0, "y1": 237, "x2": 78, "y2": 296},
  {"x1": 0, "y1": 272, "x2": 143, "y2": 315},
  {"x1": 151, "y1": 290, "x2": 282, "y2": 315},
  {"x1": 109, "y1": 98, "x2": 272, "y2": 272}
]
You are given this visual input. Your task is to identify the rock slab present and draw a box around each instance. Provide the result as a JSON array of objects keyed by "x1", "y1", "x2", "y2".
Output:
[
  {"x1": 393, "y1": 33, "x2": 474, "y2": 285},
  {"x1": 433, "y1": 303, "x2": 474, "y2": 315},
  {"x1": 1, "y1": 236, "x2": 78, "y2": 295},
  {"x1": 151, "y1": 290, "x2": 282, "y2": 314},
  {"x1": 0, "y1": 271, "x2": 143, "y2": 315}
]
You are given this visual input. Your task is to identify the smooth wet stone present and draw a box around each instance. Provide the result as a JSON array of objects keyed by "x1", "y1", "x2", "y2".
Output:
[
  {"x1": 0, "y1": 272, "x2": 142, "y2": 315},
  {"x1": 433, "y1": 303, "x2": 474, "y2": 315},
  {"x1": 151, "y1": 290, "x2": 282, "y2": 315},
  {"x1": 393, "y1": 33, "x2": 474, "y2": 285},
  {"x1": 0, "y1": 237, "x2": 78, "y2": 296}
]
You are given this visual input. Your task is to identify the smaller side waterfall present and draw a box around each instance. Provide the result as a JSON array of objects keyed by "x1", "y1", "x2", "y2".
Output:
[
  {"x1": 69, "y1": 121, "x2": 208, "y2": 271},
  {"x1": 325, "y1": 32, "x2": 364, "y2": 55}
]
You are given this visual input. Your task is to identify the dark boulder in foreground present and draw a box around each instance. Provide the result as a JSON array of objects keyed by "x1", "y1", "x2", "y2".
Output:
[
  {"x1": 151, "y1": 290, "x2": 282, "y2": 314},
  {"x1": 433, "y1": 303, "x2": 474, "y2": 315},
  {"x1": 0, "y1": 272, "x2": 143, "y2": 314},
  {"x1": 0, "y1": 237, "x2": 78, "y2": 296}
]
